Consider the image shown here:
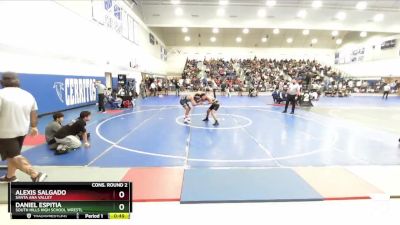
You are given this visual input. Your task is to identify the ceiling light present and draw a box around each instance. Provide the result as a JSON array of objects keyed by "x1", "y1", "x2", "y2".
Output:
[
  {"x1": 312, "y1": 1, "x2": 322, "y2": 8},
  {"x1": 331, "y1": 30, "x2": 339, "y2": 36},
  {"x1": 219, "y1": 0, "x2": 229, "y2": 6},
  {"x1": 302, "y1": 29, "x2": 310, "y2": 35},
  {"x1": 287, "y1": 38, "x2": 293, "y2": 43},
  {"x1": 236, "y1": 37, "x2": 242, "y2": 43},
  {"x1": 171, "y1": 0, "x2": 180, "y2": 5},
  {"x1": 266, "y1": 0, "x2": 276, "y2": 7},
  {"x1": 210, "y1": 37, "x2": 217, "y2": 42},
  {"x1": 184, "y1": 36, "x2": 191, "y2": 42},
  {"x1": 261, "y1": 37, "x2": 268, "y2": 42},
  {"x1": 311, "y1": 38, "x2": 318, "y2": 44},
  {"x1": 360, "y1": 31, "x2": 367, "y2": 37},
  {"x1": 258, "y1": 9, "x2": 267, "y2": 18},
  {"x1": 217, "y1": 8, "x2": 225, "y2": 17},
  {"x1": 174, "y1": 7, "x2": 183, "y2": 16},
  {"x1": 181, "y1": 27, "x2": 188, "y2": 33},
  {"x1": 273, "y1": 28, "x2": 280, "y2": 34},
  {"x1": 243, "y1": 28, "x2": 249, "y2": 34},
  {"x1": 336, "y1": 39, "x2": 343, "y2": 45},
  {"x1": 373, "y1": 13, "x2": 384, "y2": 22},
  {"x1": 212, "y1": 28, "x2": 219, "y2": 34},
  {"x1": 336, "y1": 11, "x2": 346, "y2": 20},
  {"x1": 355, "y1": 1, "x2": 367, "y2": 10},
  {"x1": 297, "y1": 10, "x2": 307, "y2": 19}
]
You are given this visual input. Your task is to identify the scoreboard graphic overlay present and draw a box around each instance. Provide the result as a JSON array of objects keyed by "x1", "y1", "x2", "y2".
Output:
[{"x1": 8, "y1": 182, "x2": 132, "y2": 219}]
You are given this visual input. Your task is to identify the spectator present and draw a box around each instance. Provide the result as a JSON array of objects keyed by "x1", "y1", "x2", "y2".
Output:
[
  {"x1": 174, "y1": 80, "x2": 180, "y2": 96},
  {"x1": 150, "y1": 82, "x2": 157, "y2": 96},
  {"x1": 272, "y1": 88, "x2": 280, "y2": 103},
  {"x1": 106, "y1": 93, "x2": 121, "y2": 109},
  {"x1": 391, "y1": 81, "x2": 397, "y2": 93},
  {"x1": 238, "y1": 81, "x2": 244, "y2": 97},
  {"x1": 0, "y1": 72, "x2": 47, "y2": 182},
  {"x1": 105, "y1": 87, "x2": 112, "y2": 97},
  {"x1": 94, "y1": 81, "x2": 106, "y2": 113},
  {"x1": 220, "y1": 81, "x2": 226, "y2": 96},
  {"x1": 163, "y1": 80, "x2": 169, "y2": 95},
  {"x1": 54, "y1": 111, "x2": 91, "y2": 154},
  {"x1": 157, "y1": 80, "x2": 162, "y2": 94},
  {"x1": 383, "y1": 83, "x2": 391, "y2": 100},
  {"x1": 211, "y1": 79, "x2": 218, "y2": 98},
  {"x1": 140, "y1": 81, "x2": 147, "y2": 99},
  {"x1": 117, "y1": 85, "x2": 127, "y2": 97},
  {"x1": 45, "y1": 112, "x2": 64, "y2": 150}
]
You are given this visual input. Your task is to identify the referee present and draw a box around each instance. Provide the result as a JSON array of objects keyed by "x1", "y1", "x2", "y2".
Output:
[
  {"x1": 94, "y1": 81, "x2": 106, "y2": 112},
  {"x1": 0, "y1": 72, "x2": 47, "y2": 182},
  {"x1": 283, "y1": 79, "x2": 301, "y2": 114}
]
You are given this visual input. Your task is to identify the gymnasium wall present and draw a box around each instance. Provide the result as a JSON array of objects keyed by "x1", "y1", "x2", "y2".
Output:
[
  {"x1": 166, "y1": 47, "x2": 335, "y2": 75},
  {"x1": 335, "y1": 34, "x2": 400, "y2": 77},
  {"x1": 0, "y1": 1, "x2": 165, "y2": 114}
]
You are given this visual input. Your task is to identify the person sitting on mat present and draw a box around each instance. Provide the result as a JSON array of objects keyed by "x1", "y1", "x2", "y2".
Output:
[
  {"x1": 45, "y1": 112, "x2": 64, "y2": 150},
  {"x1": 53, "y1": 111, "x2": 91, "y2": 154}
]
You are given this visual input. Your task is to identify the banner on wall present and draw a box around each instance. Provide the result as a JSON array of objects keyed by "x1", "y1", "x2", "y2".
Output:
[
  {"x1": 17, "y1": 74, "x2": 105, "y2": 115},
  {"x1": 105, "y1": 0, "x2": 122, "y2": 34},
  {"x1": 92, "y1": 0, "x2": 137, "y2": 44},
  {"x1": 335, "y1": 47, "x2": 365, "y2": 65}
]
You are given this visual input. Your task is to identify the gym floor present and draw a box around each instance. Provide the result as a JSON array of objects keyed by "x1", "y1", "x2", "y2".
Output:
[{"x1": 1, "y1": 94, "x2": 400, "y2": 203}]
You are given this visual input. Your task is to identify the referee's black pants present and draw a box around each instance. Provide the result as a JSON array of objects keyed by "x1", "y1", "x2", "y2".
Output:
[
  {"x1": 98, "y1": 94, "x2": 105, "y2": 112},
  {"x1": 284, "y1": 94, "x2": 296, "y2": 113},
  {"x1": 383, "y1": 91, "x2": 389, "y2": 99}
]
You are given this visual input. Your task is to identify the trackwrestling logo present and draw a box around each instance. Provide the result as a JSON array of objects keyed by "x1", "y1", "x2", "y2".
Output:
[{"x1": 53, "y1": 78, "x2": 97, "y2": 106}]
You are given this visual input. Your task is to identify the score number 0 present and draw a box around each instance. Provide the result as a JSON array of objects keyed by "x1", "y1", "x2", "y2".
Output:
[{"x1": 118, "y1": 191, "x2": 125, "y2": 211}]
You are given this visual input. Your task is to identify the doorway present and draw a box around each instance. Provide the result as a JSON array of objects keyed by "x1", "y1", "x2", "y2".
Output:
[{"x1": 105, "y1": 72, "x2": 112, "y2": 88}]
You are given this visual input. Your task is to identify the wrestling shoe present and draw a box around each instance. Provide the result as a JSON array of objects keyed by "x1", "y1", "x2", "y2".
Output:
[
  {"x1": 55, "y1": 144, "x2": 68, "y2": 155},
  {"x1": 0, "y1": 175, "x2": 19, "y2": 182},
  {"x1": 213, "y1": 121, "x2": 219, "y2": 126},
  {"x1": 32, "y1": 172, "x2": 48, "y2": 182},
  {"x1": 202, "y1": 118, "x2": 209, "y2": 122}
]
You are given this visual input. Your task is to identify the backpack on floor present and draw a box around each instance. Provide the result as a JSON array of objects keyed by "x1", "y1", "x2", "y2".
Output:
[{"x1": 123, "y1": 100, "x2": 133, "y2": 108}]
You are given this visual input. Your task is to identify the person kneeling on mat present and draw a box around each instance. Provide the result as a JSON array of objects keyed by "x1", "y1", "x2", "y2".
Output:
[
  {"x1": 179, "y1": 93, "x2": 202, "y2": 124},
  {"x1": 54, "y1": 111, "x2": 91, "y2": 154},
  {"x1": 45, "y1": 112, "x2": 64, "y2": 150},
  {"x1": 200, "y1": 93, "x2": 220, "y2": 126}
]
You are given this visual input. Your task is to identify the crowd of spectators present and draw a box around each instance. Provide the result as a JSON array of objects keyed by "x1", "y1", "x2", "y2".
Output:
[
  {"x1": 180, "y1": 57, "x2": 399, "y2": 98},
  {"x1": 181, "y1": 58, "x2": 342, "y2": 99},
  {"x1": 136, "y1": 58, "x2": 399, "y2": 102}
]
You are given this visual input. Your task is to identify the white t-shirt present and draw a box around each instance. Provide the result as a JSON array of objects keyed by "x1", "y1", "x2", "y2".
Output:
[
  {"x1": 287, "y1": 83, "x2": 301, "y2": 95},
  {"x1": 348, "y1": 81, "x2": 354, "y2": 88},
  {"x1": 95, "y1": 83, "x2": 106, "y2": 94},
  {"x1": 0, "y1": 87, "x2": 38, "y2": 138},
  {"x1": 384, "y1": 85, "x2": 391, "y2": 92}
]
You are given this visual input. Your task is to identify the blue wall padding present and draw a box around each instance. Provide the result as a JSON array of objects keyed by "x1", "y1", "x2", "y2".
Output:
[{"x1": 14, "y1": 73, "x2": 105, "y2": 115}]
